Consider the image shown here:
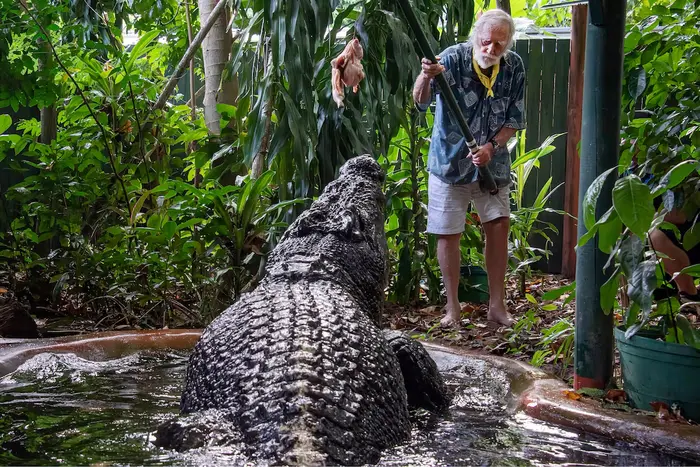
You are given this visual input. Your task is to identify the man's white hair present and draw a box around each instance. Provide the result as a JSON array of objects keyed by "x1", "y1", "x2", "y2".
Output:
[{"x1": 471, "y1": 9, "x2": 516, "y2": 51}]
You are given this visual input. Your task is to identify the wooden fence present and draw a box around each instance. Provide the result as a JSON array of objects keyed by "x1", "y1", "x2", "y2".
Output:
[{"x1": 514, "y1": 33, "x2": 572, "y2": 274}]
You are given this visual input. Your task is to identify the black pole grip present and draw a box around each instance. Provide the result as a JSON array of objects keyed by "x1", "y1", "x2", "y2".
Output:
[{"x1": 396, "y1": 0, "x2": 498, "y2": 194}]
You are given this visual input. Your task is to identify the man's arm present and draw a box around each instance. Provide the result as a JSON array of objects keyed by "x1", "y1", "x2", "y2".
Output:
[
  {"x1": 413, "y1": 57, "x2": 444, "y2": 107},
  {"x1": 472, "y1": 127, "x2": 518, "y2": 167},
  {"x1": 492, "y1": 127, "x2": 517, "y2": 149},
  {"x1": 413, "y1": 72, "x2": 433, "y2": 106}
]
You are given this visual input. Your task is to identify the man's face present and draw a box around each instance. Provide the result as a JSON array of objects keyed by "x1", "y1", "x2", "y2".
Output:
[{"x1": 474, "y1": 25, "x2": 510, "y2": 69}]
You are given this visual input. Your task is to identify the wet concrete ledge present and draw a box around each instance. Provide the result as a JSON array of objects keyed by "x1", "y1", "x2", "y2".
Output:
[
  {"x1": 0, "y1": 329, "x2": 202, "y2": 376},
  {"x1": 2, "y1": 330, "x2": 699, "y2": 463},
  {"x1": 422, "y1": 341, "x2": 700, "y2": 464}
]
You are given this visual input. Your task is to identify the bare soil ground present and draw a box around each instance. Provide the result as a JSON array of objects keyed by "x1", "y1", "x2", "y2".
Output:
[{"x1": 383, "y1": 273, "x2": 578, "y2": 383}]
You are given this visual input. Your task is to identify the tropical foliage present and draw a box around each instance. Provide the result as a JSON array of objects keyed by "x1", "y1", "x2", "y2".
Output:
[
  {"x1": 580, "y1": 0, "x2": 700, "y2": 347},
  {"x1": 2, "y1": 0, "x2": 516, "y2": 327}
]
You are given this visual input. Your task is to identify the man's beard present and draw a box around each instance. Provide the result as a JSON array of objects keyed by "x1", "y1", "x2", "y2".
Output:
[{"x1": 474, "y1": 49, "x2": 500, "y2": 69}]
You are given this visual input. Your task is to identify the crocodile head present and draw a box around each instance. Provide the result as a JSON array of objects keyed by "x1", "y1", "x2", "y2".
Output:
[{"x1": 263, "y1": 154, "x2": 388, "y2": 323}]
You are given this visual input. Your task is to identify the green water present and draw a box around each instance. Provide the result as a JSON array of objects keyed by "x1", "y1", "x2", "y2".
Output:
[{"x1": 0, "y1": 350, "x2": 691, "y2": 466}]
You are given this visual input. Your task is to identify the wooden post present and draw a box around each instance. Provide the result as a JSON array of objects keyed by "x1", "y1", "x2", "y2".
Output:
[{"x1": 561, "y1": 4, "x2": 587, "y2": 279}]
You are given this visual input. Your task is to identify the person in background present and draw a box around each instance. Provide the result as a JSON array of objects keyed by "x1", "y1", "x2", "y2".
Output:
[
  {"x1": 649, "y1": 206, "x2": 700, "y2": 313},
  {"x1": 412, "y1": 9, "x2": 526, "y2": 327}
]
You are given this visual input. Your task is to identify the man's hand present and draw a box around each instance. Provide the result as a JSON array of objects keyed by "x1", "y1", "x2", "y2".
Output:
[
  {"x1": 421, "y1": 56, "x2": 445, "y2": 78},
  {"x1": 472, "y1": 143, "x2": 495, "y2": 167}
]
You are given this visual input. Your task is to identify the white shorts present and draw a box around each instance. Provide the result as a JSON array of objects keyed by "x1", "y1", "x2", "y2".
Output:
[{"x1": 426, "y1": 173, "x2": 510, "y2": 235}]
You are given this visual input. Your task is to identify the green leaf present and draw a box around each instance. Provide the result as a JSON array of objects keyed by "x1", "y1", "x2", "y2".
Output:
[
  {"x1": 625, "y1": 302, "x2": 641, "y2": 333},
  {"x1": 651, "y1": 161, "x2": 699, "y2": 197},
  {"x1": 163, "y1": 221, "x2": 177, "y2": 240},
  {"x1": 0, "y1": 114, "x2": 11, "y2": 134},
  {"x1": 542, "y1": 282, "x2": 576, "y2": 301},
  {"x1": 583, "y1": 167, "x2": 617, "y2": 230},
  {"x1": 676, "y1": 315, "x2": 699, "y2": 349},
  {"x1": 577, "y1": 223, "x2": 600, "y2": 248},
  {"x1": 525, "y1": 293, "x2": 537, "y2": 304},
  {"x1": 624, "y1": 30, "x2": 642, "y2": 52},
  {"x1": 130, "y1": 190, "x2": 151, "y2": 226},
  {"x1": 626, "y1": 259, "x2": 657, "y2": 321},
  {"x1": 682, "y1": 223, "x2": 700, "y2": 251},
  {"x1": 25, "y1": 230, "x2": 39, "y2": 243},
  {"x1": 619, "y1": 234, "x2": 644, "y2": 278},
  {"x1": 677, "y1": 264, "x2": 700, "y2": 278},
  {"x1": 240, "y1": 170, "x2": 275, "y2": 235},
  {"x1": 612, "y1": 175, "x2": 654, "y2": 239},
  {"x1": 177, "y1": 218, "x2": 206, "y2": 231},
  {"x1": 598, "y1": 209, "x2": 623, "y2": 254},
  {"x1": 125, "y1": 30, "x2": 160, "y2": 71},
  {"x1": 147, "y1": 214, "x2": 161, "y2": 229},
  {"x1": 600, "y1": 269, "x2": 620, "y2": 314},
  {"x1": 541, "y1": 304, "x2": 558, "y2": 311},
  {"x1": 627, "y1": 68, "x2": 647, "y2": 99},
  {"x1": 577, "y1": 206, "x2": 615, "y2": 249}
]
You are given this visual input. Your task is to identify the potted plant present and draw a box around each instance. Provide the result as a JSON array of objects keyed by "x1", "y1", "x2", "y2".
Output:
[{"x1": 579, "y1": 2, "x2": 700, "y2": 421}]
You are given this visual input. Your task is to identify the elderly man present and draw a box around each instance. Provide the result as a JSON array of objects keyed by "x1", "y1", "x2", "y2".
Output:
[{"x1": 413, "y1": 9, "x2": 526, "y2": 327}]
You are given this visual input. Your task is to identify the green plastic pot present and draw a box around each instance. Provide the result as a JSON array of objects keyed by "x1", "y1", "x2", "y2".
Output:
[
  {"x1": 614, "y1": 326, "x2": 700, "y2": 422},
  {"x1": 458, "y1": 265, "x2": 489, "y2": 304}
]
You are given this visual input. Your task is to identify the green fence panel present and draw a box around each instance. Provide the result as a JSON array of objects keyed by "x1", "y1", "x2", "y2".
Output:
[{"x1": 514, "y1": 34, "x2": 571, "y2": 274}]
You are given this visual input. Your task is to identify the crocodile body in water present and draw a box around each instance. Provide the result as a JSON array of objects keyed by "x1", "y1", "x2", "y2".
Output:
[{"x1": 154, "y1": 155, "x2": 450, "y2": 464}]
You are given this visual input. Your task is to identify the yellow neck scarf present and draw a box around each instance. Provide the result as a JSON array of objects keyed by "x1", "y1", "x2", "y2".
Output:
[{"x1": 472, "y1": 53, "x2": 499, "y2": 98}]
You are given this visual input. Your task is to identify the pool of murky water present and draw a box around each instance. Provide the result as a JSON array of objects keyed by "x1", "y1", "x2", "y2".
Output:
[{"x1": 0, "y1": 349, "x2": 690, "y2": 466}]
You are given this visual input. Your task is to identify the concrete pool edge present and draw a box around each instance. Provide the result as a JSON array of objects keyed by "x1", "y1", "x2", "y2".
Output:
[
  {"x1": 2, "y1": 329, "x2": 699, "y2": 463},
  {"x1": 0, "y1": 329, "x2": 203, "y2": 376},
  {"x1": 422, "y1": 341, "x2": 700, "y2": 464}
]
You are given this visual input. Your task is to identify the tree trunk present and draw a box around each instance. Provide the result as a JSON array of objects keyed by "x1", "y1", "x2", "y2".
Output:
[
  {"x1": 38, "y1": 38, "x2": 56, "y2": 144},
  {"x1": 496, "y1": 0, "x2": 511, "y2": 14},
  {"x1": 199, "y1": 0, "x2": 237, "y2": 135},
  {"x1": 251, "y1": 40, "x2": 273, "y2": 178}
]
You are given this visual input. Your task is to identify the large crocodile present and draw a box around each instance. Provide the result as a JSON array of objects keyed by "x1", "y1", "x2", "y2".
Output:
[{"x1": 154, "y1": 155, "x2": 450, "y2": 464}]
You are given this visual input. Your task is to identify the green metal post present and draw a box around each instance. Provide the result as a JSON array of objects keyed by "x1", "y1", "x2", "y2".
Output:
[{"x1": 574, "y1": 0, "x2": 627, "y2": 390}]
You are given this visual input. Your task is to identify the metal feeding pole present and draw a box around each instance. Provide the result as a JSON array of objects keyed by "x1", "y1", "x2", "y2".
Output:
[
  {"x1": 396, "y1": 0, "x2": 499, "y2": 194},
  {"x1": 574, "y1": 0, "x2": 627, "y2": 390}
]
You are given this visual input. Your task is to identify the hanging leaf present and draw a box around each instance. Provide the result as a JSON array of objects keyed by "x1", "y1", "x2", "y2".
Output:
[
  {"x1": 577, "y1": 205, "x2": 616, "y2": 249},
  {"x1": 619, "y1": 234, "x2": 644, "y2": 278},
  {"x1": 598, "y1": 209, "x2": 623, "y2": 254},
  {"x1": 625, "y1": 303, "x2": 641, "y2": 336},
  {"x1": 600, "y1": 268, "x2": 621, "y2": 314},
  {"x1": 627, "y1": 67, "x2": 647, "y2": 99},
  {"x1": 583, "y1": 166, "x2": 617, "y2": 230},
  {"x1": 612, "y1": 175, "x2": 655, "y2": 239},
  {"x1": 626, "y1": 259, "x2": 657, "y2": 324}
]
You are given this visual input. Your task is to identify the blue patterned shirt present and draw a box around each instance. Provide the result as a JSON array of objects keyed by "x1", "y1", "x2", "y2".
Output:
[{"x1": 417, "y1": 42, "x2": 526, "y2": 187}]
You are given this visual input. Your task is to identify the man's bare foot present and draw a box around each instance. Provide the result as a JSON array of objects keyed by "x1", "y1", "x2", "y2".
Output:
[
  {"x1": 487, "y1": 302, "x2": 513, "y2": 327},
  {"x1": 440, "y1": 307, "x2": 462, "y2": 327}
]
